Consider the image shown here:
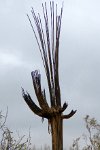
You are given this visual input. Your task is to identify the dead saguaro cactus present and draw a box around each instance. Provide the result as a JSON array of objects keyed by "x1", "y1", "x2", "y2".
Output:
[{"x1": 22, "y1": 2, "x2": 76, "y2": 150}]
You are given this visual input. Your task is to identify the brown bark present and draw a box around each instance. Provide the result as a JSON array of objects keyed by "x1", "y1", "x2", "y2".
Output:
[
  {"x1": 22, "y1": 3, "x2": 77, "y2": 150},
  {"x1": 51, "y1": 114, "x2": 63, "y2": 150}
]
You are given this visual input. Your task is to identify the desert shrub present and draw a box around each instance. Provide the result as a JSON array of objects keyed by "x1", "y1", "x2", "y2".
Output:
[
  {"x1": 0, "y1": 109, "x2": 31, "y2": 150},
  {"x1": 0, "y1": 109, "x2": 51, "y2": 150},
  {"x1": 70, "y1": 115, "x2": 100, "y2": 150}
]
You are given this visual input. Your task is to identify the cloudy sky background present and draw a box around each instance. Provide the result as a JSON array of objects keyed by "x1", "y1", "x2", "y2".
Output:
[{"x1": 0, "y1": 0, "x2": 100, "y2": 148}]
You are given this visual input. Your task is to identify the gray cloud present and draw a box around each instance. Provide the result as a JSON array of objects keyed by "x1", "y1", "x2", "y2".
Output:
[{"x1": 0, "y1": 0, "x2": 100, "y2": 148}]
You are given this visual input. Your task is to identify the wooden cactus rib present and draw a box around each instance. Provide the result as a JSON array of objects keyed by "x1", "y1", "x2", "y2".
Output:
[
  {"x1": 22, "y1": 88, "x2": 51, "y2": 119},
  {"x1": 22, "y1": 89, "x2": 43, "y2": 117},
  {"x1": 27, "y1": 2, "x2": 63, "y2": 107},
  {"x1": 62, "y1": 110, "x2": 77, "y2": 119},
  {"x1": 22, "y1": 2, "x2": 76, "y2": 149},
  {"x1": 31, "y1": 7, "x2": 54, "y2": 106},
  {"x1": 31, "y1": 70, "x2": 50, "y2": 110},
  {"x1": 22, "y1": 86, "x2": 76, "y2": 119}
]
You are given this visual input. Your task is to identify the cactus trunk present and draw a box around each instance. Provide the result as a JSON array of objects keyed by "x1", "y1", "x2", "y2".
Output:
[
  {"x1": 22, "y1": 2, "x2": 76, "y2": 150},
  {"x1": 51, "y1": 115, "x2": 63, "y2": 150}
]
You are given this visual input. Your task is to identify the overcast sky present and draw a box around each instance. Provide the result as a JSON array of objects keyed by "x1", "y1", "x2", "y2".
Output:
[{"x1": 0, "y1": 0, "x2": 100, "y2": 149}]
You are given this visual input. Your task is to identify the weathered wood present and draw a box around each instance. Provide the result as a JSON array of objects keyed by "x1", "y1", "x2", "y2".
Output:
[
  {"x1": 51, "y1": 114, "x2": 63, "y2": 150},
  {"x1": 22, "y1": 2, "x2": 76, "y2": 150}
]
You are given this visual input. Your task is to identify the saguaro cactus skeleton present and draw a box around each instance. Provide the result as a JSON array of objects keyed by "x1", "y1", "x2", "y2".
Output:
[{"x1": 22, "y1": 2, "x2": 76, "y2": 150}]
